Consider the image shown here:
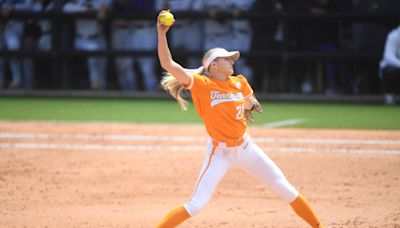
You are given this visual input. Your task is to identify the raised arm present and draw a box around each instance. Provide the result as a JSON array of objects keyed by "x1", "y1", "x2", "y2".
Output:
[{"x1": 157, "y1": 11, "x2": 192, "y2": 85}]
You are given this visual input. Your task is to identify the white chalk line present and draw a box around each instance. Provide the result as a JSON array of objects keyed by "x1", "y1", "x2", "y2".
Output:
[
  {"x1": 263, "y1": 119, "x2": 307, "y2": 128},
  {"x1": 0, "y1": 142, "x2": 399, "y2": 155},
  {"x1": 0, "y1": 133, "x2": 200, "y2": 142},
  {"x1": 1, "y1": 133, "x2": 399, "y2": 155},
  {"x1": 1, "y1": 133, "x2": 400, "y2": 146},
  {"x1": 0, "y1": 143, "x2": 203, "y2": 152}
]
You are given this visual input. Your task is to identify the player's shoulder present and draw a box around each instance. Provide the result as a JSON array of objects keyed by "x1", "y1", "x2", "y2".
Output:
[
  {"x1": 188, "y1": 73, "x2": 212, "y2": 90},
  {"x1": 230, "y1": 75, "x2": 253, "y2": 94},
  {"x1": 388, "y1": 27, "x2": 400, "y2": 39},
  {"x1": 193, "y1": 73, "x2": 214, "y2": 83},
  {"x1": 233, "y1": 74, "x2": 250, "y2": 83}
]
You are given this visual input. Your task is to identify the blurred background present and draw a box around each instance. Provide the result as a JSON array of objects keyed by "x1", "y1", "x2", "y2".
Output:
[{"x1": 1, "y1": 0, "x2": 400, "y2": 104}]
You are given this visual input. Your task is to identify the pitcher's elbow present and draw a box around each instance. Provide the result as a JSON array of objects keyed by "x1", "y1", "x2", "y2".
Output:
[
  {"x1": 160, "y1": 62, "x2": 173, "y2": 72},
  {"x1": 160, "y1": 64, "x2": 170, "y2": 72}
]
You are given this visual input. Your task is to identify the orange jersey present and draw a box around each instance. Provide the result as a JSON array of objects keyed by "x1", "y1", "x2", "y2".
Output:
[{"x1": 186, "y1": 74, "x2": 253, "y2": 142}]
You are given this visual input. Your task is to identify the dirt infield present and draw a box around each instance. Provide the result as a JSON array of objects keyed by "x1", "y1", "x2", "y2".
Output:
[{"x1": 0, "y1": 121, "x2": 399, "y2": 228}]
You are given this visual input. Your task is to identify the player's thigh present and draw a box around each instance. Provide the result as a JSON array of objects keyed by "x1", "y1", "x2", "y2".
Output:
[
  {"x1": 239, "y1": 143, "x2": 287, "y2": 185},
  {"x1": 239, "y1": 143, "x2": 298, "y2": 201}
]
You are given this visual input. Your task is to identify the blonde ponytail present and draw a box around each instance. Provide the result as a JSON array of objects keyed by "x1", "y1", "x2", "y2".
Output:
[
  {"x1": 160, "y1": 67, "x2": 206, "y2": 111},
  {"x1": 161, "y1": 73, "x2": 188, "y2": 110}
]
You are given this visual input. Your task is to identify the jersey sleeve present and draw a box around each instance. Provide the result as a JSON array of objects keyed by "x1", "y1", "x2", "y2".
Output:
[
  {"x1": 236, "y1": 75, "x2": 253, "y2": 98},
  {"x1": 184, "y1": 74, "x2": 208, "y2": 92}
]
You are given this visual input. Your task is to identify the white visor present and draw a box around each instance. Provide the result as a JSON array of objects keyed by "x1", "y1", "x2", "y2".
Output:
[{"x1": 203, "y1": 48, "x2": 240, "y2": 70}]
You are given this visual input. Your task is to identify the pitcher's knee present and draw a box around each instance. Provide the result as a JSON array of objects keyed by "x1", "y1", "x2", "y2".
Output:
[
  {"x1": 272, "y1": 179, "x2": 299, "y2": 202},
  {"x1": 183, "y1": 198, "x2": 208, "y2": 216}
]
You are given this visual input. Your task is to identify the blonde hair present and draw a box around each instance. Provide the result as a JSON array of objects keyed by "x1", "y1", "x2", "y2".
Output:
[
  {"x1": 160, "y1": 73, "x2": 189, "y2": 110},
  {"x1": 160, "y1": 49, "x2": 221, "y2": 110}
]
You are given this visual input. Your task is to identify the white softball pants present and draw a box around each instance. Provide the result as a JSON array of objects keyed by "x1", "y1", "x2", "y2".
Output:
[{"x1": 183, "y1": 134, "x2": 299, "y2": 216}]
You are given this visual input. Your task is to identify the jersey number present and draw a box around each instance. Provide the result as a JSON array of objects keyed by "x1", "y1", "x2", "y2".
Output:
[{"x1": 236, "y1": 105, "x2": 245, "y2": 120}]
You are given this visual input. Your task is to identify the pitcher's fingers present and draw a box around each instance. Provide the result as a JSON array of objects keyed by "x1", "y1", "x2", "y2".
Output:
[
  {"x1": 245, "y1": 110, "x2": 254, "y2": 122},
  {"x1": 157, "y1": 10, "x2": 169, "y2": 23},
  {"x1": 253, "y1": 104, "x2": 262, "y2": 113}
]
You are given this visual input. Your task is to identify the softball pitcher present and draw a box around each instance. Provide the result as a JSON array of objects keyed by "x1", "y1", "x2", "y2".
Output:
[{"x1": 155, "y1": 10, "x2": 324, "y2": 228}]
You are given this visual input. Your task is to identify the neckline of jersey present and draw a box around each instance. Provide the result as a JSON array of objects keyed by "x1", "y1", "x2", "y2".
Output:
[{"x1": 210, "y1": 75, "x2": 234, "y2": 83}]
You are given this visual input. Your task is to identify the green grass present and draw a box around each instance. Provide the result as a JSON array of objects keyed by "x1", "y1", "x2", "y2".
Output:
[
  {"x1": 0, "y1": 97, "x2": 200, "y2": 123},
  {"x1": 255, "y1": 102, "x2": 400, "y2": 129},
  {"x1": 0, "y1": 97, "x2": 399, "y2": 129}
]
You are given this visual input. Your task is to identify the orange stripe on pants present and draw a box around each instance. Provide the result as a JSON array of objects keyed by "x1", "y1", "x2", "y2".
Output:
[{"x1": 190, "y1": 146, "x2": 216, "y2": 200}]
